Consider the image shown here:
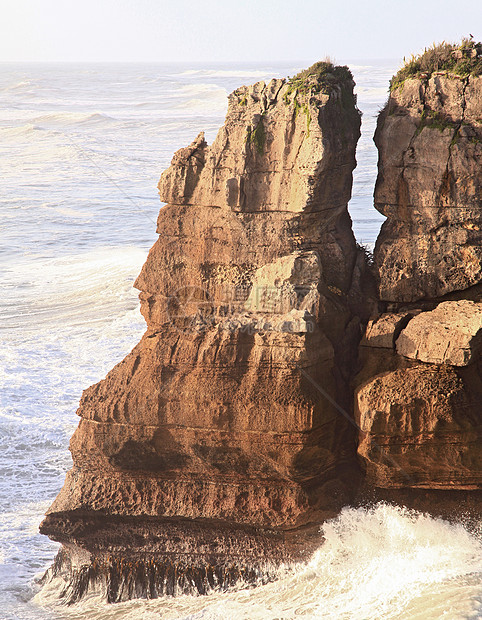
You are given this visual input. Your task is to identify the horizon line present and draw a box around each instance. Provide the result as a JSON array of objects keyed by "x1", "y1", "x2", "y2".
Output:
[{"x1": 0, "y1": 57, "x2": 402, "y2": 65}]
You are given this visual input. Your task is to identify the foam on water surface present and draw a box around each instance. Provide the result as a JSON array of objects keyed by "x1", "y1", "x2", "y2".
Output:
[{"x1": 34, "y1": 504, "x2": 482, "y2": 619}]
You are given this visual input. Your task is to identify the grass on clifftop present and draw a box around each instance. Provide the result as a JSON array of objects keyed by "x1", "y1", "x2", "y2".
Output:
[
  {"x1": 284, "y1": 61, "x2": 354, "y2": 99},
  {"x1": 391, "y1": 38, "x2": 482, "y2": 90},
  {"x1": 245, "y1": 61, "x2": 354, "y2": 154}
]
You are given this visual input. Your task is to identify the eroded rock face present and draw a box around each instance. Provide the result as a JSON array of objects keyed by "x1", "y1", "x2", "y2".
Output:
[
  {"x1": 374, "y1": 74, "x2": 482, "y2": 302},
  {"x1": 40, "y1": 64, "x2": 364, "y2": 602},
  {"x1": 356, "y1": 305, "x2": 482, "y2": 490},
  {"x1": 356, "y1": 363, "x2": 481, "y2": 489},
  {"x1": 356, "y1": 59, "x2": 482, "y2": 492},
  {"x1": 157, "y1": 77, "x2": 357, "y2": 213},
  {"x1": 396, "y1": 300, "x2": 482, "y2": 366}
]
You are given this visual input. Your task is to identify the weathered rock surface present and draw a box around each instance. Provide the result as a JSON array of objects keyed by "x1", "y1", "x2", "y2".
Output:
[
  {"x1": 396, "y1": 300, "x2": 482, "y2": 365},
  {"x1": 374, "y1": 73, "x2": 482, "y2": 302},
  {"x1": 360, "y1": 310, "x2": 418, "y2": 349},
  {"x1": 356, "y1": 46, "x2": 482, "y2": 493},
  {"x1": 40, "y1": 63, "x2": 364, "y2": 601},
  {"x1": 356, "y1": 362, "x2": 482, "y2": 489},
  {"x1": 157, "y1": 77, "x2": 356, "y2": 214}
]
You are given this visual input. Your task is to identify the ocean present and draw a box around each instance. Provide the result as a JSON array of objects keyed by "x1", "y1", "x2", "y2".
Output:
[{"x1": 0, "y1": 61, "x2": 481, "y2": 620}]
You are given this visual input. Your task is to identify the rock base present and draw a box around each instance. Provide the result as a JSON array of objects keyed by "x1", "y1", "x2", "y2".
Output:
[{"x1": 40, "y1": 512, "x2": 323, "y2": 603}]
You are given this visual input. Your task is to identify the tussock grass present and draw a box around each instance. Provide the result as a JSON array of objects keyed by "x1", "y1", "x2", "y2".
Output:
[
  {"x1": 286, "y1": 61, "x2": 354, "y2": 98},
  {"x1": 283, "y1": 61, "x2": 356, "y2": 134},
  {"x1": 391, "y1": 38, "x2": 482, "y2": 90}
]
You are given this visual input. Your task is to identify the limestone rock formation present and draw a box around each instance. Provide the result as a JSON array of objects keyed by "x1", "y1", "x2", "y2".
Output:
[
  {"x1": 40, "y1": 63, "x2": 364, "y2": 602},
  {"x1": 374, "y1": 55, "x2": 482, "y2": 302},
  {"x1": 396, "y1": 300, "x2": 482, "y2": 366},
  {"x1": 355, "y1": 41, "x2": 482, "y2": 493},
  {"x1": 355, "y1": 303, "x2": 482, "y2": 489},
  {"x1": 360, "y1": 310, "x2": 418, "y2": 349}
]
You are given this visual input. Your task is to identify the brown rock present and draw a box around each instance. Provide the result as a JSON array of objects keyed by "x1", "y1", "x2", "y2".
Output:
[
  {"x1": 360, "y1": 311, "x2": 419, "y2": 349},
  {"x1": 135, "y1": 205, "x2": 358, "y2": 330},
  {"x1": 47, "y1": 325, "x2": 341, "y2": 527},
  {"x1": 158, "y1": 76, "x2": 358, "y2": 214},
  {"x1": 374, "y1": 75, "x2": 482, "y2": 302},
  {"x1": 355, "y1": 364, "x2": 482, "y2": 489},
  {"x1": 355, "y1": 50, "x2": 482, "y2": 497},
  {"x1": 40, "y1": 63, "x2": 363, "y2": 602},
  {"x1": 396, "y1": 300, "x2": 482, "y2": 365}
]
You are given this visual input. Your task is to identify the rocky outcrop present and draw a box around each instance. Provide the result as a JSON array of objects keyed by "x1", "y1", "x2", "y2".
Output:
[
  {"x1": 396, "y1": 300, "x2": 482, "y2": 366},
  {"x1": 39, "y1": 47, "x2": 482, "y2": 604},
  {"x1": 374, "y1": 71, "x2": 482, "y2": 302},
  {"x1": 356, "y1": 302, "x2": 482, "y2": 489},
  {"x1": 356, "y1": 42, "x2": 482, "y2": 493},
  {"x1": 40, "y1": 63, "x2": 365, "y2": 602}
]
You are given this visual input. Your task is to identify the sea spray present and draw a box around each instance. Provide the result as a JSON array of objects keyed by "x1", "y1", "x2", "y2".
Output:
[{"x1": 34, "y1": 503, "x2": 482, "y2": 619}]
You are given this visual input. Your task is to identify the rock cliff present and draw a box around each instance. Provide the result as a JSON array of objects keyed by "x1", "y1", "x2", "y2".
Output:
[
  {"x1": 355, "y1": 40, "x2": 482, "y2": 493},
  {"x1": 374, "y1": 41, "x2": 482, "y2": 302},
  {"x1": 40, "y1": 62, "x2": 365, "y2": 602}
]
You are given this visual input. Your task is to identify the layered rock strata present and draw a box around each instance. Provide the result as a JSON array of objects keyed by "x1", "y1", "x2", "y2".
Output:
[
  {"x1": 374, "y1": 68, "x2": 482, "y2": 302},
  {"x1": 356, "y1": 301, "x2": 482, "y2": 489},
  {"x1": 356, "y1": 43, "x2": 482, "y2": 492},
  {"x1": 41, "y1": 63, "x2": 365, "y2": 601}
]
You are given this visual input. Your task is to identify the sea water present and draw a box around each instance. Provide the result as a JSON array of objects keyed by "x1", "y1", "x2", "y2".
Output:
[{"x1": 0, "y1": 61, "x2": 480, "y2": 619}]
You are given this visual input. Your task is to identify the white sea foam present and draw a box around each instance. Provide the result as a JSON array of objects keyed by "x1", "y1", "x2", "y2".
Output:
[
  {"x1": 34, "y1": 504, "x2": 482, "y2": 620},
  {"x1": 0, "y1": 79, "x2": 34, "y2": 92},
  {"x1": 39, "y1": 205, "x2": 93, "y2": 218},
  {"x1": 355, "y1": 85, "x2": 389, "y2": 101},
  {"x1": 0, "y1": 123, "x2": 41, "y2": 137},
  {"x1": 32, "y1": 112, "x2": 116, "y2": 127},
  {"x1": 2, "y1": 246, "x2": 147, "y2": 332},
  {"x1": 178, "y1": 83, "x2": 227, "y2": 96},
  {"x1": 174, "y1": 83, "x2": 228, "y2": 113}
]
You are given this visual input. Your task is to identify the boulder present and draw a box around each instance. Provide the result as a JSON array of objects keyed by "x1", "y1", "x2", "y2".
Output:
[
  {"x1": 396, "y1": 300, "x2": 482, "y2": 366},
  {"x1": 360, "y1": 311, "x2": 419, "y2": 349},
  {"x1": 355, "y1": 364, "x2": 482, "y2": 489}
]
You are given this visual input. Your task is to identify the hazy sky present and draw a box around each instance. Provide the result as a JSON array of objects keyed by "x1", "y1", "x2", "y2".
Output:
[{"x1": 2, "y1": 0, "x2": 481, "y2": 64}]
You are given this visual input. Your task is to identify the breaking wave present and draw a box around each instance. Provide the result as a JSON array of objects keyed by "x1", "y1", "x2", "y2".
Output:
[
  {"x1": 2, "y1": 246, "x2": 147, "y2": 332},
  {"x1": 34, "y1": 503, "x2": 482, "y2": 619},
  {"x1": 32, "y1": 112, "x2": 115, "y2": 127}
]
